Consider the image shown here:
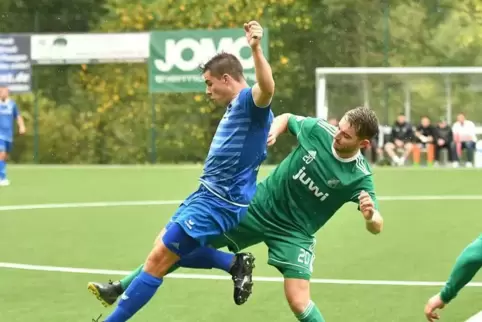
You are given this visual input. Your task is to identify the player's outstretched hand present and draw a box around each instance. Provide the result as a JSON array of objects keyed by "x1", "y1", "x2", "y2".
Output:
[
  {"x1": 267, "y1": 131, "x2": 277, "y2": 147},
  {"x1": 424, "y1": 293, "x2": 445, "y2": 321},
  {"x1": 19, "y1": 126, "x2": 26, "y2": 135},
  {"x1": 244, "y1": 21, "x2": 263, "y2": 48},
  {"x1": 358, "y1": 190, "x2": 374, "y2": 220}
]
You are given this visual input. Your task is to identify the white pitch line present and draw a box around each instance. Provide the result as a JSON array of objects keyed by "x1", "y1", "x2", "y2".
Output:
[
  {"x1": 1, "y1": 195, "x2": 482, "y2": 212},
  {"x1": 0, "y1": 200, "x2": 183, "y2": 211},
  {"x1": 1, "y1": 262, "x2": 481, "y2": 287},
  {"x1": 8, "y1": 164, "x2": 482, "y2": 171},
  {"x1": 466, "y1": 311, "x2": 482, "y2": 322}
]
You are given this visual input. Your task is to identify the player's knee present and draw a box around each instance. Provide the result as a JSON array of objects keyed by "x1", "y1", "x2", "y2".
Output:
[
  {"x1": 286, "y1": 294, "x2": 311, "y2": 315},
  {"x1": 144, "y1": 242, "x2": 179, "y2": 278},
  {"x1": 284, "y1": 278, "x2": 311, "y2": 315},
  {"x1": 384, "y1": 143, "x2": 394, "y2": 152},
  {"x1": 153, "y1": 228, "x2": 168, "y2": 246}
]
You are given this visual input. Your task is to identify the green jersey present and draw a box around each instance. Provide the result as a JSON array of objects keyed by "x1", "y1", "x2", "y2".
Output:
[{"x1": 250, "y1": 115, "x2": 379, "y2": 237}]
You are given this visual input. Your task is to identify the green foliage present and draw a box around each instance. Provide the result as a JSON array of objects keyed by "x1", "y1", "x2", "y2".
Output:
[{"x1": 5, "y1": 0, "x2": 482, "y2": 163}]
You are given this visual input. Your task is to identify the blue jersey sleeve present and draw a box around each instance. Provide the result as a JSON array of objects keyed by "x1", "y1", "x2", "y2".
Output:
[{"x1": 238, "y1": 87, "x2": 271, "y2": 125}]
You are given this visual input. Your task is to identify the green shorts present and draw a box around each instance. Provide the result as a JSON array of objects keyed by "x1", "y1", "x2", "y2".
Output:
[{"x1": 208, "y1": 209, "x2": 316, "y2": 280}]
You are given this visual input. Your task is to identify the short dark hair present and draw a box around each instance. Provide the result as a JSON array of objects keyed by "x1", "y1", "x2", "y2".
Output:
[
  {"x1": 200, "y1": 52, "x2": 244, "y2": 81},
  {"x1": 344, "y1": 106, "x2": 379, "y2": 140}
]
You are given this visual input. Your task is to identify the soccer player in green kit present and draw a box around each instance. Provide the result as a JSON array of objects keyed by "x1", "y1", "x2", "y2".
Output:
[
  {"x1": 424, "y1": 234, "x2": 482, "y2": 321},
  {"x1": 88, "y1": 106, "x2": 384, "y2": 322}
]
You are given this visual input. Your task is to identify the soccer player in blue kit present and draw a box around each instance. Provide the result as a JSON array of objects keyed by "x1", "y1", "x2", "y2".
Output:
[
  {"x1": 0, "y1": 86, "x2": 26, "y2": 186},
  {"x1": 101, "y1": 21, "x2": 275, "y2": 322}
]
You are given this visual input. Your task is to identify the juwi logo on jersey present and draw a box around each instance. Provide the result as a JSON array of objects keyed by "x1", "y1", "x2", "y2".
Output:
[
  {"x1": 148, "y1": 29, "x2": 269, "y2": 93},
  {"x1": 293, "y1": 167, "x2": 329, "y2": 202}
]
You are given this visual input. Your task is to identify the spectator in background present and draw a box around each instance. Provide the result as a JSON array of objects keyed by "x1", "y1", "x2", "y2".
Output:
[
  {"x1": 433, "y1": 118, "x2": 456, "y2": 166},
  {"x1": 412, "y1": 116, "x2": 435, "y2": 166},
  {"x1": 384, "y1": 113, "x2": 414, "y2": 166},
  {"x1": 452, "y1": 112, "x2": 477, "y2": 167}
]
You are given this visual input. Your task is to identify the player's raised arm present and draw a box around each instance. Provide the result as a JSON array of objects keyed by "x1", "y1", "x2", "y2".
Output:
[
  {"x1": 267, "y1": 114, "x2": 319, "y2": 147},
  {"x1": 245, "y1": 21, "x2": 275, "y2": 108},
  {"x1": 350, "y1": 174, "x2": 383, "y2": 235},
  {"x1": 358, "y1": 191, "x2": 383, "y2": 235}
]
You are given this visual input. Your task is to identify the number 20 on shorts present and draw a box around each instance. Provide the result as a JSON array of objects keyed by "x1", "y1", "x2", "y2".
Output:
[{"x1": 298, "y1": 248, "x2": 315, "y2": 273}]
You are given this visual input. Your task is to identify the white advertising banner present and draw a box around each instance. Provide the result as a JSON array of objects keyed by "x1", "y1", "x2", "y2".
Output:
[{"x1": 31, "y1": 33, "x2": 149, "y2": 65}]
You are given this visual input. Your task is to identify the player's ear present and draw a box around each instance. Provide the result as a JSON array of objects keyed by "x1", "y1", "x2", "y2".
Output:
[
  {"x1": 360, "y1": 139, "x2": 370, "y2": 149},
  {"x1": 222, "y1": 74, "x2": 229, "y2": 83}
]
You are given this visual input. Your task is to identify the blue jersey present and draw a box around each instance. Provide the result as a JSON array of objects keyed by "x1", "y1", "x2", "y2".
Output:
[
  {"x1": 199, "y1": 87, "x2": 273, "y2": 207},
  {"x1": 0, "y1": 99, "x2": 19, "y2": 142}
]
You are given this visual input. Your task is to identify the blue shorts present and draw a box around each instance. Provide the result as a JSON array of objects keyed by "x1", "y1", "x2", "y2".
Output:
[
  {"x1": 0, "y1": 140, "x2": 12, "y2": 153},
  {"x1": 166, "y1": 185, "x2": 249, "y2": 246}
]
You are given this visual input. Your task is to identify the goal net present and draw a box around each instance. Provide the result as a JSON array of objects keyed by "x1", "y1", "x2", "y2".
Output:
[{"x1": 315, "y1": 67, "x2": 482, "y2": 127}]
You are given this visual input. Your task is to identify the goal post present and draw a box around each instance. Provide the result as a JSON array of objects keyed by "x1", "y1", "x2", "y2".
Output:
[{"x1": 315, "y1": 67, "x2": 482, "y2": 125}]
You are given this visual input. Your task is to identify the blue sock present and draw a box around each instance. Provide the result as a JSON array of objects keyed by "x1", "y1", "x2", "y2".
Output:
[
  {"x1": 0, "y1": 160, "x2": 5, "y2": 180},
  {"x1": 179, "y1": 247, "x2": 235, "y2": 273},
  {"x1": 104, "y1": 271, "x2": 163, "y2": 322}
]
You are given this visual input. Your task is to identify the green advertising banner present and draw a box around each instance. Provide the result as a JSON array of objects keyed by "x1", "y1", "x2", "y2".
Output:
[{"x1": 148, "y1": 28, "x2": 269, "y2": 93}]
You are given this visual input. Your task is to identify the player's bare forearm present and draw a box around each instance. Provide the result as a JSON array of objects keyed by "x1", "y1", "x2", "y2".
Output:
[
  {"x1": 365, "y1": 210, "x2": 383, "y2": 234},
  {"x1": 251, "y1": 46, "x2": 274, "y2": 107},
  {"x1": 271, "y1": 113, "x2": 290, "y2": 136},
  {"x1": 17, "y1": 116, "x2": 25, "y2": 133}
]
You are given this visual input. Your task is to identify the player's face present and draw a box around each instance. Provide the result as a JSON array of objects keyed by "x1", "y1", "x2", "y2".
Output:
[
  {"x1": 333, "y1": 117, "x2": 369, "y2": 155},
  {"x1": 0, "y1": 88, "x2": 8, "y2": 100},
  {"x1": 203, "y1": 71, "x2": 234, "y2": 107}
]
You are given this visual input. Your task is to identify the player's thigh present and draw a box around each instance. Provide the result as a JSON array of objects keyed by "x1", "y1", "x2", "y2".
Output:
[
  {"x1": 404, "y1": 142, "x2": 413, "y2": 151},
  {"x1": 284, "y1": 278, "x2": 311, "y2": 314},
  {"x1": 170, "y1": 194, "x2": 243, "y2": 245},
  {"x1": 144, "y1": 237, "x2": 180, "y2": 277},
  {"x1": 207, "y1": 208, "x2": 265, "y2": 252},
  {"x1": 265, "y1": 235, "x2": 315, "y2": 281}
]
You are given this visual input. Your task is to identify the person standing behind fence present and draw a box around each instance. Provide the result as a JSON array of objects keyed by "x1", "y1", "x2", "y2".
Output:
[
  {"x1": 452, "y1": 112, "x2": 476, "y2": 168},
  {"x1": 0, "y1": 87, "x2": 26, "y2": 186}
]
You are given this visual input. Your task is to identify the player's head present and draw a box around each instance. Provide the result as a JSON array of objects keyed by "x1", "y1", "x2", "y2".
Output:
[
  {"x1": 0, "y1": 87, "x2": 8, "y2": 100},
  {"x1": 421, "y1": 116, "x2": 431, "y2": 127},
  {"x1": 201, "y1": 52, "x2": 246, "y2": 106},
  {"x1": 333, "y1": 106, "x2": 379, "y2": 155}
]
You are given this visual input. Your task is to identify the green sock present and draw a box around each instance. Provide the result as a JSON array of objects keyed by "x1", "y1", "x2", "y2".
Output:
[
  {"x1": 119, "y1": 263, "x2": 181, "y2": 291},
  {"x1": 296, "y1": 301, "x2": 325, "y2": 322},
  {"x1": 119, "y1": 264, "x2": 144, "y2": 290}
]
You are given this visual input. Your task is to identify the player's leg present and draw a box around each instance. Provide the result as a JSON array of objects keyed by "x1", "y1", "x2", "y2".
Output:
[
  {"x1": 284, "y1": 278, "x2": 325, "y2": 322},
  {"x1": 103, "y1": 191, "x2": 207, "y2": 321},
  {"x1": 266, "y1": 236, "x2": 324, "y2": 321},
  {"x1": 88, "y1": 219, "x2": 257, "y2": 307},
  {"x1": 0, "y1": 140, "x2": 9, "y2": 185},
  {"x1": 87, "y1": 227, "x2": 174, "y2": 307},
  {"x1": 104, "y1": 222, "x2": 199, "y2": 322}
]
